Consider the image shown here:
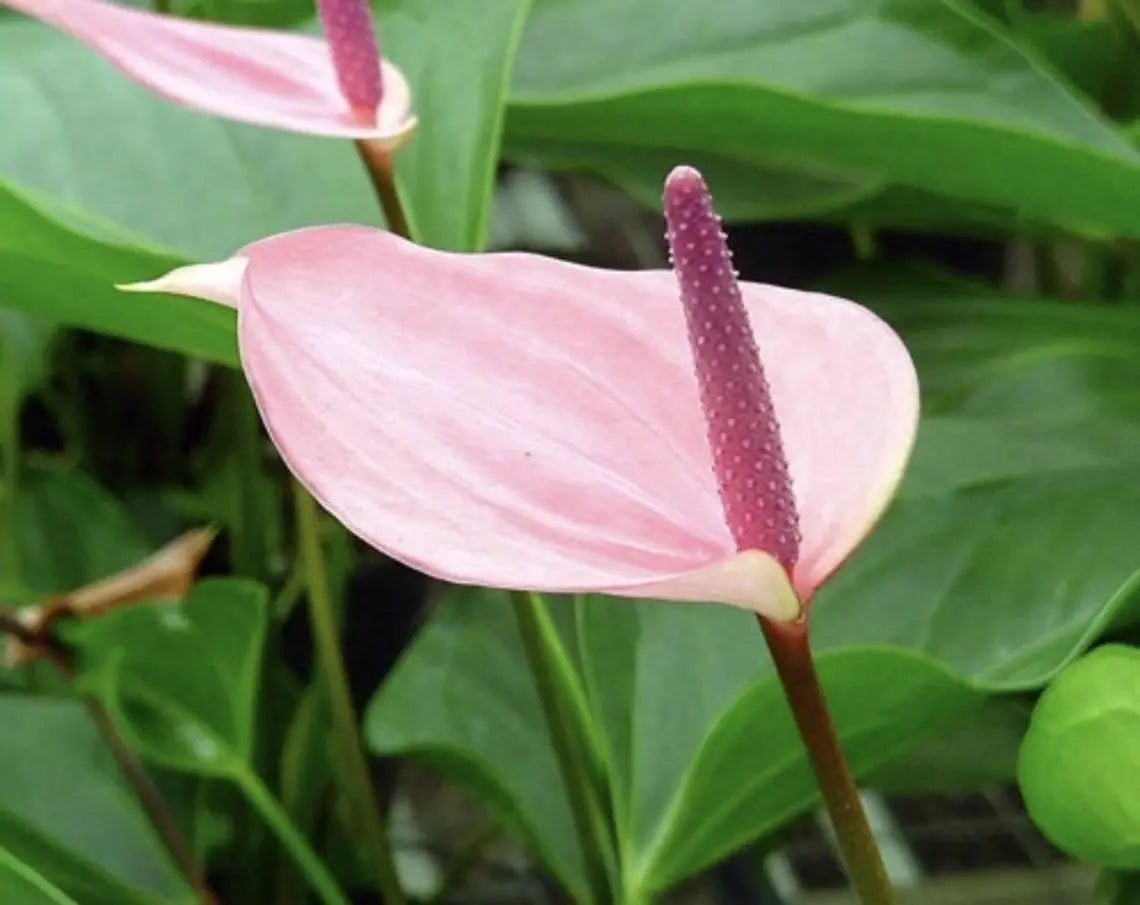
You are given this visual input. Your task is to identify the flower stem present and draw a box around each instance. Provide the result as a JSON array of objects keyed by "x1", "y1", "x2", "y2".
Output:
[
  {"x1": 509, "y1": 591, "x2": 613, "y2": 905},
  {"x1": 235, "y1": 767, "x2": 351, "y2": 905},
  {"x1": 757, "y1": 616, "x2": 897, "y2": 905},
  {"x1": 292, "y1": 482, "x2": 407, "y2": 905},
  {"x1": 355, "y1": 140, "x2": 412, "y2": 240}
]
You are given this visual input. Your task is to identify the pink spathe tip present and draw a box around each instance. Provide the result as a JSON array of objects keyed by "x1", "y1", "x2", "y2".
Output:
[
  {"x1": 2, "y1": 0, "x2": 417, "y2": 142},
  {"x1": 663, "y1": 165, "x2": 800, "y2": 571},
  {"x1": 317, "y1": 0, "x2": 382, "y2": 116}
]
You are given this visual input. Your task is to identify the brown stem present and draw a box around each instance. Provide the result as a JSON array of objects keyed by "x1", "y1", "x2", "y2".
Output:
[
  {"x1": 355, "y1": 140, "x2": 412, "y2": 240},
  {"x1": 757, "y1": 616, "x2": 897, "y2": 905},
  {"x1": 46, "y1": 648, "x2": 217, "y2": 905}
]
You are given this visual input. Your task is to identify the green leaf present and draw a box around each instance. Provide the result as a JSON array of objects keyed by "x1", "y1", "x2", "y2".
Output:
[
  {"x1": 15, "y1": 463, "x2": 150, "y2": 597},
  {"x1": 366, "y1": 591, "x2": 979, "y2": 898},
  {"x1": 903, "y1": 415, "x2": 1140, "y2": 498},
  {"x1": 507, "y1": 0, "x2": 1140, "y2": 236},
  {"x1": 876, "y1": 293, "x2": 1140, "y2": 425},
  {"x1": 638, "y1": 646, "x2": 978, "y2": 891},
  {"x1": 0, "y1": 694, "x2": 196, "y2": 905},
  {"x1": 0, "y1": 186, "x2": 236, "y2": 365},
  {"x1": 809, "y1": 275, "x2": 1140, "y2": 689},
  {"x1": 377, "y1": 0, "x2": 532, "y2": 251},
  {"x1": 508, "y1": 140, "x2": 883, "y2": 223},
  {"x1": 0, "y1": 845, "x2": 78, "y2": 905},
  {"x1": 365, "y1": 588, "x2": 585, "y2": 898},
  {"x1": 864, "y1": 698, "x2": 1031, "y2": 793},
  {"x1": 72, "y1": 579, "x2": 269, "y2": 777},
  {"x1": 814, "y1": 464, "x2": 1140, "y2": 689},
  {"x1": 1019, "y1": 644, "x2": 1140, "y2": 870},
  {"x1": 1010, "y1": 16, "x2": 1121, "y2": 101}
]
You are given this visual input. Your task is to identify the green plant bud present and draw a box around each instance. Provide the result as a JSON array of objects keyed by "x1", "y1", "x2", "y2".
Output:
[{"x1": 1019, "y1": 644, "x2": 1140, "y2": 870}]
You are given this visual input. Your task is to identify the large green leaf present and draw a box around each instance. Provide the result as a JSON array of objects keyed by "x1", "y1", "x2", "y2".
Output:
[
  {"x1": 0, "y1": 695, "x2": 196, "y2": 905},
  {"x1": 878, "y1": 297, "x2": 1140, "y2": 425},
  {"x1": 902, "y1": 415, "x2": 1140, "y2": 498},
  {"x1": 814, "y1": 464, "x2": 1140, "y2": 688},
  {"x1": 810, "y1": 275, "x2": 1140, "y2": 689},
  {"x1": 366, "y1": 591, "x2": 979, "y2": 899},
  {"x1": 71, "y1": 579, "x2": 269, "y2": 777},
  {"x1": 0, "y1": 852, "x2": 80, "y2": 905},
  {"x1": 507, "y1": 140, "x2": 884, "y2": 223},
  {"x1": 865, "y1": 697, "x2": 1031, "y2": 793},
  {"x1": 0, "y1": 186, "x2": 236, "y2": 365},
  {"x1": 506, "y1": 0, "x2": 1140, "y2": 236},
  {"x1": 0, "y1": 846, "x2": 77, "y2": 905},
  {"x1": 377, "y1": 0, "x2": 533, "y2": 251}
]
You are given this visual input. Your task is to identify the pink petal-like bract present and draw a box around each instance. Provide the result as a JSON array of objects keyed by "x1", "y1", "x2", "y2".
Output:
[
  {"x1": 3, "y1": 0, "x2": 416, "y2": 142},
  {"x1": 138, "y1": 210, "x2": 918, "y2": 619}
]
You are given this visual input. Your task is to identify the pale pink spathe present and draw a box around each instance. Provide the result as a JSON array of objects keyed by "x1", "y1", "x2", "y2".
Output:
[
  {"x1": 3, "y1": 0, "x2": 416, "y2": 142},
  {"x1": 132, "y1": 227, "x2": 918, "y2": 620}
]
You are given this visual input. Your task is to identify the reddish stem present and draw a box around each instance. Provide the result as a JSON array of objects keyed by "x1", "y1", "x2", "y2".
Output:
[
  {"x1": 758, "y1": 615, "x2": 897, "y2": 905},
  {"x1": 355, "y1": 140, "x2": 411, "y2": 240}
]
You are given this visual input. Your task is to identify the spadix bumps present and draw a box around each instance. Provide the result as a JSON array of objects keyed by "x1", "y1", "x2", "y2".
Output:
[
  {"x1": 664, "y1": 166, "x2": 800, "y2": 572},
  {"x1": 317, "y1": 0, "x2": 383, "y2": 116},
  {"x1": 128, "y1": 169, "x2": 919, "y2": 621}
]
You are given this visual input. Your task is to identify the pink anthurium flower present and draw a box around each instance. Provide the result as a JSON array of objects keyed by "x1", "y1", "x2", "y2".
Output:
[
  {"x1": 126, "y1": 167, "x2": 918, "y2": 621},
  {"x1": 2, "y1": 0, "x2": 416, "y2": 143}
]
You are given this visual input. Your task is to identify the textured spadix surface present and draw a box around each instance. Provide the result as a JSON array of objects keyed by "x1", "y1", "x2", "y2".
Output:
[
  {"x1": 664, "y1": 165, "x2": 800, "y2": 570},
  {"x1": 136, "y1": 226, "x2": 918, "y2": 617},
  {"x1": 317, "y1": 0, "x2": 382, "y2": 113},
  {"x1": 2, "y1": 0, "x2": 416, "y2": 141}
]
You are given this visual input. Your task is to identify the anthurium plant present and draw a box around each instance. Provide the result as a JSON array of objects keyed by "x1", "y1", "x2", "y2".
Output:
[{"x1": 2, "y1": 0, "x2": 1140, "y2": 904}]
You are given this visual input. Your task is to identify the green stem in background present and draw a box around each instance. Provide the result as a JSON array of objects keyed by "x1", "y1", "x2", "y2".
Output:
[
  {"x1": 849, "y1": 221, "x2": 877, "y2": 262},
  {"x1": 355, "y1": 140, "x2": 412, "y2": 240},
  {"x1": 235, "y1": 767, "x2": 350, "y2": 905},
  {"x1": 757, "y1": 616, "x2": 897, "y2": 905},
  {"x1": 83, "y1": 694, "x2": 217, "y2": 905},
  {"x1": 220, "y1": 372, "x2": 273, "y2": 580},
  {"x1": 41, "y1": 650, "x2": 215, "y2": 905},
  {"x1": 509, "y1": 591, "x2": 614, "y2": 905},
  {"x1": 292, "y1": 482, "x2": 408, "y2": 905}
]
